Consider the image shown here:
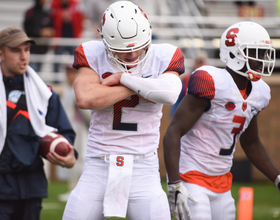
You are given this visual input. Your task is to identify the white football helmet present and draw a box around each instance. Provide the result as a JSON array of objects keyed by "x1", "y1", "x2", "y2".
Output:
[
  {"x1": 100, "y1": 1, "x2": 152, "y2": 73},
  {"x1": 220, "y1": 21, "x2": 275, "y2": 81}
]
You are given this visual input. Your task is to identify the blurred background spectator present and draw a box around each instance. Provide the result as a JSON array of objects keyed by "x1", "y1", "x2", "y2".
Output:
[
  {"x1": 83, "y1": 0, "x2": 117, "y2": 38},
  {"x1": 83, "y1": 0, "x2": 170, "y2": 39},
  {"x1": 49, "y1": 0, "x2": 85, "y2": 75},
  {"x1": 23, "y1": 0, "x2": 54, "y2": 72}
]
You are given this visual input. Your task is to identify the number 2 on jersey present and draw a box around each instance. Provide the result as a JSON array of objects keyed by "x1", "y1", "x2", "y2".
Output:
[
  {"x1": 101, "y1": 73, "x2": 140, "y2": 131},
  {"x1": 219, "y1": 115, "x2": 246, "y2": 156},
  {"x1": 113, "y1": 95, "x2": 139, "y2": 131}
]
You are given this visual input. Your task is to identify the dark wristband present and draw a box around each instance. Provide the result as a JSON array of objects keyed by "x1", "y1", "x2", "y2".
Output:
[{"x1": 168, "y1": 180, "x2": 181, "y2": 185}]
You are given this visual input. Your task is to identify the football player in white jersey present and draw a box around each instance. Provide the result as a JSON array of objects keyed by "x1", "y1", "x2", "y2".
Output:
[
  {"x1": 62, "y1": 1, "x2": 184, "y2": 220},
  {"x1": 164, "y1": 21, "x2": 280, "y2": 220}
]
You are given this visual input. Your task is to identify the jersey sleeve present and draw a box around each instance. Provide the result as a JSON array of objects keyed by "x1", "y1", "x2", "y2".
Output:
[
  {"x1": 164, "y1": 47, "x2": 185, "y2": 75},
  {"x1": 188, "y1": 70, "x2": 215, "y2": 100},
  {"x1": 73, "y1": 44, "x2": 90, "y2": 69}
]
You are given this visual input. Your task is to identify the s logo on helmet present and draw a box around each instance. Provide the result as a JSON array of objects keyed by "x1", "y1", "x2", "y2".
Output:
[{"x1": 225, "y1": 28, "x2": 239, "y2": 47}]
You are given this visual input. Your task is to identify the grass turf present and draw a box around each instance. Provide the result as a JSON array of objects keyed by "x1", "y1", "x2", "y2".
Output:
[{"x1": 41, "y1": 180, "x2": 280, "y2": 220}]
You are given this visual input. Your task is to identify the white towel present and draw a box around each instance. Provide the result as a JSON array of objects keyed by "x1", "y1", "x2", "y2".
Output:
[
  {"x1": 0, "y1": 65, "x2": 57, "y2": 154},
  {"x1": 0, "y1": 72, "x2": 7, "y2": 154},
  {"x1": 103, "y1": 155, "x2": 134, "y2": 218}
]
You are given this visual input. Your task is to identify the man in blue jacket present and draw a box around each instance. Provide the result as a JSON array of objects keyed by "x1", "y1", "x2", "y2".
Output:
[{"x1": 0, "y1": 27, "x2": 77, "y2": 220}]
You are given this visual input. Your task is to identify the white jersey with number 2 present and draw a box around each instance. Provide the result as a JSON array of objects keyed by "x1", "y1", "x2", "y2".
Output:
[{"x1": 73, "y1": 41, "x2": 185, "y2": 157}]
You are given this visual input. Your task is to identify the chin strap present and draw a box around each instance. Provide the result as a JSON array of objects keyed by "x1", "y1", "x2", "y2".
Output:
[
  {"x1": 275, "y1": 174, "x2": 280, "y2": 193},
  {"x1": 246, "y1": 71, "x2": 261, "y2": 81}
]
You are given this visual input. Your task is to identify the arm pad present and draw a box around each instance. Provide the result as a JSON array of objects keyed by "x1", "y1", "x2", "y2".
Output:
[{"x1": 120, "y1": 72, "x2": 182, "y2": 105}]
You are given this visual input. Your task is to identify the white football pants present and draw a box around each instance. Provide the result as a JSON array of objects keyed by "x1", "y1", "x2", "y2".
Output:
[
  {"x1": 63, "y1": 153, "x2": 171, "y2": 220},
  {"x1": 182, "y1": 182, "x2": 236, "y2": 220}
]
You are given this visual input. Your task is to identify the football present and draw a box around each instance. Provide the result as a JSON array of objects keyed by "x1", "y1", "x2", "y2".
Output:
[{"x1": 39, "y1": 133, "x2": 70, "y2": 158}]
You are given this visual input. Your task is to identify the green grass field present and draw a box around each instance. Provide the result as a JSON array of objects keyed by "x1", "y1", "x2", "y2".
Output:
[{"x1": 41, "y1": 180, "x2": 280, "y2": 220}]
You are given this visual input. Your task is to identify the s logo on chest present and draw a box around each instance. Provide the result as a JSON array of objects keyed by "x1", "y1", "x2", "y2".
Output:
[{"x1": 225, "y1": 102, "x2": 235, "y2": 111}]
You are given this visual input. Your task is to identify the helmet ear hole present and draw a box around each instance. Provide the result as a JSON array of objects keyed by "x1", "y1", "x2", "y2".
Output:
[
  {"x1": 240, "y1": 63, "x2": 248, "y2": 73},
  {"x1": 229, "y1": 52, "x2": 235, "y2": 59}
]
